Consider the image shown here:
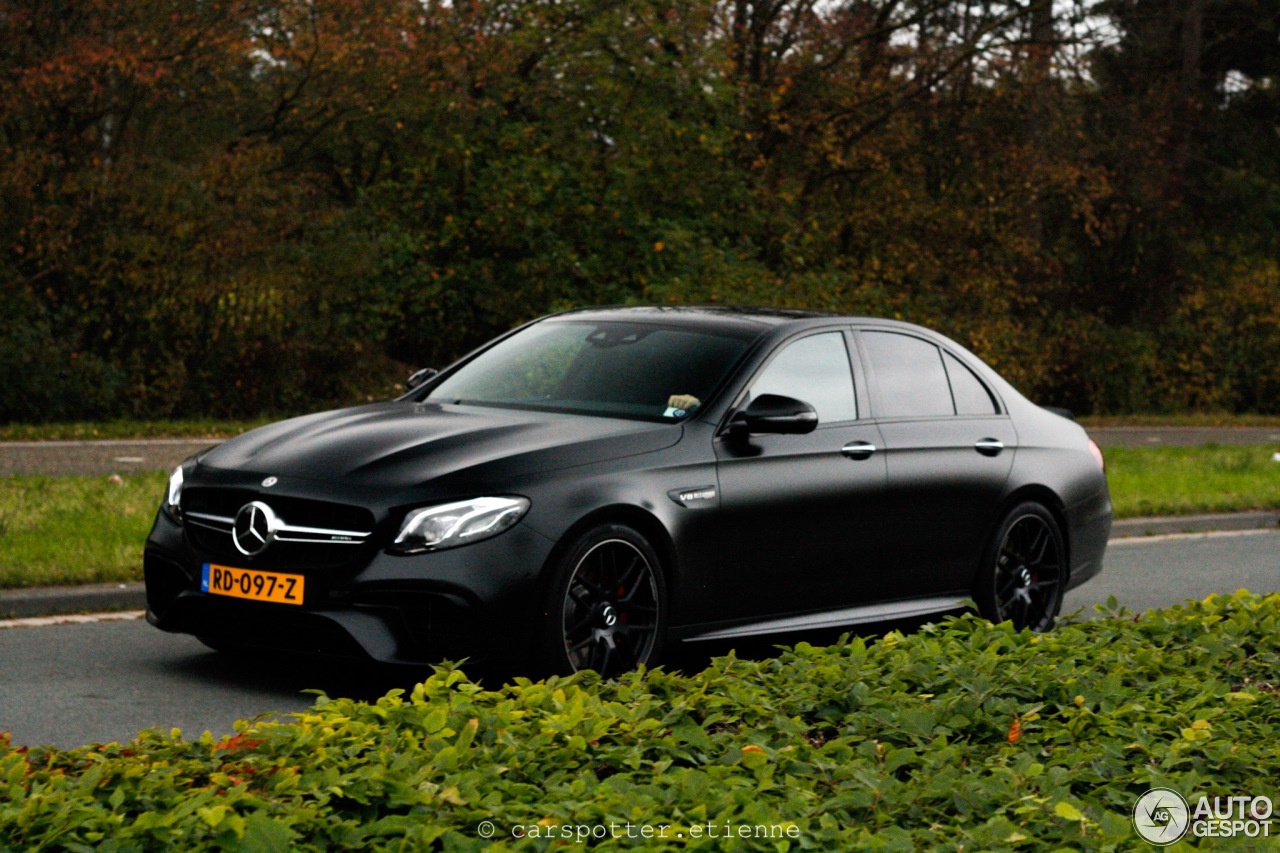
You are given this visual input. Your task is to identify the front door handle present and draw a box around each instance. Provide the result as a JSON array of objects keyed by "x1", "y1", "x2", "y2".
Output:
[
  {"x1": 841, "y1": 441, "x2": 877, "y2": 460},
  {"x1": 975, "y1": 438, "x2": 1004, "y2": 457}
]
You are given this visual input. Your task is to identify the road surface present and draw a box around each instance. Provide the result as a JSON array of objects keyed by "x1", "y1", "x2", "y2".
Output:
[
  {"x1": 2, "y1": 529, "x2": 1277, "y2": 749},
  {"x1": 1086, "y1": 426, "x2": 1280, "y2": 447}
]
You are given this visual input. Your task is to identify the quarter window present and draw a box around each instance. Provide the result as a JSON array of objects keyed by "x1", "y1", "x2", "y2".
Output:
[
  {"x1": 862, "y1": 331, "x2": 953, "y2": 418},
  {"x1": 749, "y1": 332, "x2": 857, "y2": 424},
  {"x1": 943, "y1": 351, "x2": 999, "y2": 415}
]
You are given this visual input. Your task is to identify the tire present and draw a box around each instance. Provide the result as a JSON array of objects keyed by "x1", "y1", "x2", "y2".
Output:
[
  {"x1": 536, "y1": 523, "x2": 667, "y2": 678},
  {"x1": 975, "y1": 502, "x2": 1065, "y2": 631}
]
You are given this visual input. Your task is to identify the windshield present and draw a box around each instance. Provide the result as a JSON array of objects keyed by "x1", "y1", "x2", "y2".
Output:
[{"x1": 427, "y1": 320, "x2": 754, "y2": 421}]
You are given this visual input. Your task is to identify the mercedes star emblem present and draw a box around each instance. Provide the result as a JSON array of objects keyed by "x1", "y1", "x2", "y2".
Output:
[{"x1": 232, "y1": 501, "x2": 281, "y2": 557}]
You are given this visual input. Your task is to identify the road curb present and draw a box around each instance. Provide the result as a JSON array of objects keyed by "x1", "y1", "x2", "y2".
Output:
[
  {"x1": 1109, "y1": 511, "x2": 1280, "y2": 538},
  {"x1": 0, "y1": 582, "x2": 146, "y2": 620},
  {"x1": 1, "y1": 512, "x2": 1276, "y2": 620}
]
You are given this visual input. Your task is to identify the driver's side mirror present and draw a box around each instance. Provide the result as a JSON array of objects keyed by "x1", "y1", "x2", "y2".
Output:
[
  {"x1": 406, "y1": 367, "x2": 438, "y2": 391},
  {"x1": 729, "y1": 394, "x2": 819, "y2": 437}
]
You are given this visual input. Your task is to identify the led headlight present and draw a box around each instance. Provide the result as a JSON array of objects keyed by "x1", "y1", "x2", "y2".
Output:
[
  {"x1": 165, "y1": 465, "x2": 185, "y2": 519},
  {"x1": 392, "y1": 496, "x2": 530, "y2": 554}
]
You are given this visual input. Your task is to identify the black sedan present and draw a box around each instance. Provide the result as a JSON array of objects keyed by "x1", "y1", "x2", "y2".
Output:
[{"x1": 145, "y1": 306, "x2": 1111, "y2": 676}]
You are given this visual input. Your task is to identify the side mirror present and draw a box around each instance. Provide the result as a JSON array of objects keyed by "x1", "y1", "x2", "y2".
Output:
[
  {"x1": 730, "y1": 394, "x2": 819, "y2": 436},
  {"x1": 406, "y1": 367, "x2": 438, "y2": 391}
]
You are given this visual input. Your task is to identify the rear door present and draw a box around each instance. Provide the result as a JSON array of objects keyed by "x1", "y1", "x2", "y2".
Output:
[{"x1": 856, "y1": 329, "x2": 1016, "y2": 598}]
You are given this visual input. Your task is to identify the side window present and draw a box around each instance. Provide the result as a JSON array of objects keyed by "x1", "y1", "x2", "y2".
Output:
[
  {"x1": 862, "y1": 331, "x2": 953, "y2": 418},
  {"x1": 943, "y1": 351, "x2": 999, "y2": 415},
  {"x1": 749, "y1": 332, "x2": 857, "y2": 424}
]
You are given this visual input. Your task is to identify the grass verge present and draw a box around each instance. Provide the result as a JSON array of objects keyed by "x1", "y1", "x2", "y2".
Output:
[
  {"x1": 1, "y1": 445, "x2": 1278, "y2": 590},
  {"x1": 1105, "y1": 444, "x2": 1280, "y2": 518},
  {"x1": 2, "y1": 592, "x2": 1277, "y2": 849},
  {"x1": 0, "y1": 472, "x2": 165, "y2": 589}
]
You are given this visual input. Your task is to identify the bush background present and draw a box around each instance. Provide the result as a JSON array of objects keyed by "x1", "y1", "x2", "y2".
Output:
[
  {"x1": 4, "y1": 592, "x2": 1279, "y2": 850},
  {"x1": 3, "y1": 0, "x2": 1279, "y2": 422}
]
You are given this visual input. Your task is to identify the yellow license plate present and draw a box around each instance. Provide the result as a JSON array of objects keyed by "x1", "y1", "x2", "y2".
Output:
[{"x1": 201, "y1": 563, "x2": 305, "y2": 605}]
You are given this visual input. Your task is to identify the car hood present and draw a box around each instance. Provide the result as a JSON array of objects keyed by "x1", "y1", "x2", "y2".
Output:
[{"x1": 196, "y1": 401, "x2": 681, "y2": 490}]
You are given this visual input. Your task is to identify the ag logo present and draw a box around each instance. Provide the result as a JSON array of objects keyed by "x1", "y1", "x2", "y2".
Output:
[{"x1": 1133, "y1": 788, "x2": 1190, "y2": 845}]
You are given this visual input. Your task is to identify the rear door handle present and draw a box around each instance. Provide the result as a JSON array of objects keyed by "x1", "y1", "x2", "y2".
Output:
[
  {"x1": 975, "y1": 438, "x2": 1004, "y2": 457},
  {"x1": 841, "y1": 441, "x2": 877, "y2": 460}
]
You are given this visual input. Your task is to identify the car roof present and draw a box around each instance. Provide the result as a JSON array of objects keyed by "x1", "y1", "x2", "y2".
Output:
[
  {"x1": 554, "y1": 303, "x2": 830, "y2": 321},
  {"x1": 546, "y1": 305, "x2": 935, "y2": 340}
]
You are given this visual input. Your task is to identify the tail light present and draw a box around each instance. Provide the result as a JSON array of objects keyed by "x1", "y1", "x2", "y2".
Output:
[{"x1": 1088, "y1": 438, "x2": 1105, "y2": 471}]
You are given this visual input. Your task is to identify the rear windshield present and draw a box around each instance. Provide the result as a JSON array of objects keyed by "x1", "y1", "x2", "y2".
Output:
[{"x1": 427, "y1": 320, "x2": 754, "y2": 421}]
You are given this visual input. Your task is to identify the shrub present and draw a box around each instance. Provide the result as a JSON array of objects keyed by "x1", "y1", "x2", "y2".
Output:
[{"x1": 3, "y1": 592, "x2": 1278, "y2": 850}]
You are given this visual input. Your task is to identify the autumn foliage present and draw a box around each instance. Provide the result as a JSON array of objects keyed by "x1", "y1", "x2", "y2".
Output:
[{"x1": 2, "y1": 0, "x2": 1278, "y2": 420}]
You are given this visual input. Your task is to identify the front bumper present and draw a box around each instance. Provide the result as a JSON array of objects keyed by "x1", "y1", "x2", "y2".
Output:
[{"x1": 144, "y1": 508, "x2": 556, "y2": 666}]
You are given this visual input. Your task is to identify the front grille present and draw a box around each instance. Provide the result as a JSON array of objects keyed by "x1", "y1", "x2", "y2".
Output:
[
  {"x1": 187, "y1": 526, "x2": 367, "y2": 569},
  {"x1": 184, "y1": 489, "x2": 373, "y2": 532},
  {"x1": 182, "y1": 487, "x2": 377, "y2": 570}
]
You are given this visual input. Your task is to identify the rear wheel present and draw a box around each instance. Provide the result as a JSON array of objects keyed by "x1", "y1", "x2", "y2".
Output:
[
  {"x1": 537, "y1": 524, "x2": 666, "y2": 678},
  {"x1": 976, "y1": 502, "x2": 1065, "y2": 631}
]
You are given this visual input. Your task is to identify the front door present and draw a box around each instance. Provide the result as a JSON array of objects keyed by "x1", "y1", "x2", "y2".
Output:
[{"x1": 713, "y1": 330, "x2": 888, "y2": 623}]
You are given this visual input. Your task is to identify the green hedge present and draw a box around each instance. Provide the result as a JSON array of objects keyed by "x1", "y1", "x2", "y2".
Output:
[{"x1": 4, "y1": 593, "x2": 1279, "y2": 850}]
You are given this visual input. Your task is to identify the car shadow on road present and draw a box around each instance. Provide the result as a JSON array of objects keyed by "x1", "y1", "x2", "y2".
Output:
[
  {"x1": 160, "y1": 647, "x2": 439, "y2": 706},
  {"x1": 159, "y1": 610, "x2": 970, "y2": 709}
]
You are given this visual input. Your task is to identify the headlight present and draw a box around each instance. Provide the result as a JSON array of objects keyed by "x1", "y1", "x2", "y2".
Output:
[
  {"x1": 165, "y1": 465, "x2": 185, "y2": 518},
  {"x1": 391, "y1": 496, "x2": 530, "y2": 554}
]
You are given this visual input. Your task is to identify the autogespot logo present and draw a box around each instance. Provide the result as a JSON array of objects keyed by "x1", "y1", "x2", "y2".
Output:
[{"x1": 1133, "y1": 788, "x2": 1191, "y2": 845}]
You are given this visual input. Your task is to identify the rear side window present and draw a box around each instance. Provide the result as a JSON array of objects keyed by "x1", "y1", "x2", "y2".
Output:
[
  {"x1": 862, "y1": 331, "x2": 953, "y2": 418},
  {"x1": 943, "y1": 351, "x2": 999, "y2": 415}
]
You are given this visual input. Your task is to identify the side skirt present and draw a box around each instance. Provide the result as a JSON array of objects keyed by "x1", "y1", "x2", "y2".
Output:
[{"x1": 681, "y1": 596, "x2": 967, "y2": 643}]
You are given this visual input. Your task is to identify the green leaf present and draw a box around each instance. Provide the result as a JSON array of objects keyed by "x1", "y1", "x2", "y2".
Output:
[
  {"x1": 1054, "y1": 802, "x2": 1085, "y2": 822},
  {"x1": 241, "y1": 813, "x2": 297, "y2": 853}
]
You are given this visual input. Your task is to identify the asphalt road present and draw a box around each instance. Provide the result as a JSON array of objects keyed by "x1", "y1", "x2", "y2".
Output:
[
  {"x1": 1086, "y1": 426, "x2": 1280, "y2": 447},
  {"x1": 1062, "y1": 529, "x2": 1280, "y2": 613},
  {"x1": 2, "y1": 529, "x2": 1277, "y2": 749},
  {"x1": 2, "y1": 426, "x2": 1280, "y2": 477},
  {"x1": 0, "y1": 439, "x2": 217, "y2": 476}
]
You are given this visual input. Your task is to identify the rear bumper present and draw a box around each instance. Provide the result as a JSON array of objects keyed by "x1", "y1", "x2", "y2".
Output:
[{"x1": 1064, "y1": 488, "x2": 1112, "y2": 591}]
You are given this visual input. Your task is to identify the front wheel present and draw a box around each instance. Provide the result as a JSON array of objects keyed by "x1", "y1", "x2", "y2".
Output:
[
  {"x1": 536, "y1": 524, "x2": 667, "y2": 678},
  {"x1": 975, "y1": 502, "x2": 1065, "y2": 631}
]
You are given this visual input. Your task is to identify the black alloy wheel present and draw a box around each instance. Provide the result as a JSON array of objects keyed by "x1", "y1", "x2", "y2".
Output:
[
  {"x1": 977, "y1": 502, "x2": 1065, "y2": 632},
  {"x1": 539, "y1": 524, "x2": 666, "y2": 678}
]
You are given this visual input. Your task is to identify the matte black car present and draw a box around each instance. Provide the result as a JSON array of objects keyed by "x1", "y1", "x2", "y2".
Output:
[{"x1": 145, "y1": 306, "x2": 1111, "y2": 676}]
